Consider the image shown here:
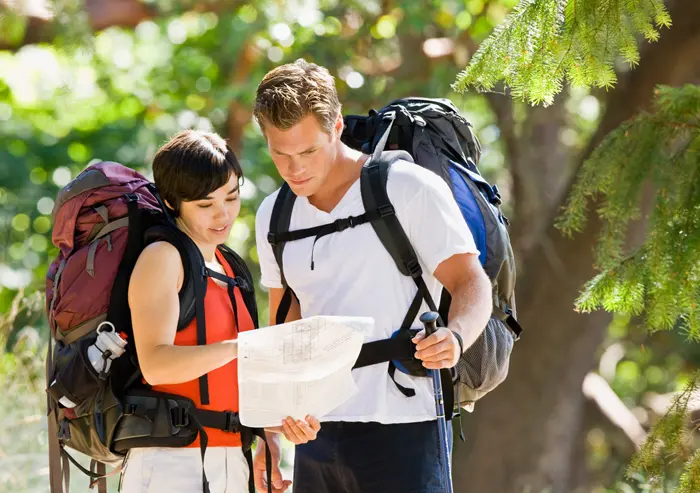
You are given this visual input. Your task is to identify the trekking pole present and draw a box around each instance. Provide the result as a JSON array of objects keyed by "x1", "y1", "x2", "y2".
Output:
[{"x1": 420, "y1": 311, "x2": 453, "y2": 493}]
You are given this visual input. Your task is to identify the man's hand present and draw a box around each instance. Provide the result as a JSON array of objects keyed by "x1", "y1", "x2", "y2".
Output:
[
  {"x1": 265, "y1": 415, "x2": 320, "y2": 445},
  {"x1": 413, "y1": 327, "x2": 461, "y2": 369},
  {"x1": 253, "y1": 437, "x2": 292, "y2": 493}
]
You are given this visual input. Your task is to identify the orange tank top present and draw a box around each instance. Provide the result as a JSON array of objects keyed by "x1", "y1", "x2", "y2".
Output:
[{"x1": 151, "y1": 248, "x2": 254, "y2": 448}]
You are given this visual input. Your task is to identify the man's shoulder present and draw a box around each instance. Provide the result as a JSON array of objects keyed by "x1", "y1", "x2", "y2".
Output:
[
  {"x1": 384, "y1": 159, "x2": 448, "y2": 202},
  {"x1": 255, "y1": 187, "x2": 282, "y2": 223},
  {"x1": 386, "y1": 159, "x2": 442, "y2": 186}
]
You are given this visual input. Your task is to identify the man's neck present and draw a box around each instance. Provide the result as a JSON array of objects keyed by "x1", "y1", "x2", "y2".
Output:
[{"x1": 308, "y1": 145, "x2": 369, "y2": 212}]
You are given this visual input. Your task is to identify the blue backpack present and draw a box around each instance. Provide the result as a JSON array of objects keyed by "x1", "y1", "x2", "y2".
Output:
[{"x1": 268, "y1": 98, "x2": 522, "y2": 412}]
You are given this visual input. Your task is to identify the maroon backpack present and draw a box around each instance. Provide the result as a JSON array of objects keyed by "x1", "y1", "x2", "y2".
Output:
[{"x1": 45, "y1": 162, "x2": 267, "y2": 493}]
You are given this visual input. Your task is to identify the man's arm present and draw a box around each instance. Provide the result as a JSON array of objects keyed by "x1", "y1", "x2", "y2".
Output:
[
  {"x1": 414, "y1": 252, "x2": 492, "y2": 369},
  {"x1": 268, "y1": 287, "x2": 302, "y2": 325}
]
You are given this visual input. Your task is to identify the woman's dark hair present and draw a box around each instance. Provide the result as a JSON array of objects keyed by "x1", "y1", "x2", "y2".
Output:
[{"x1": 152, "y1": 130, "x2": 243, "y2": 217}]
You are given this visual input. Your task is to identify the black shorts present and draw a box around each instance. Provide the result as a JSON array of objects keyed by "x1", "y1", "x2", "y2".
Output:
[{"x1": 292, "y1": 420, "x2": 452, "y2": 493}]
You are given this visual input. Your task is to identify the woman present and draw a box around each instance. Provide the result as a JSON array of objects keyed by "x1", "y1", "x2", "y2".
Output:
[{"x1": 123, "y1": 130, "x2": 319, "y2": 493}]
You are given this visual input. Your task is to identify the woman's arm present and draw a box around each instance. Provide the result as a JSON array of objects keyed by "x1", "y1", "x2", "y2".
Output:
[{"x1": 128, "y1": 241, "x2": 238, "y2": 386}]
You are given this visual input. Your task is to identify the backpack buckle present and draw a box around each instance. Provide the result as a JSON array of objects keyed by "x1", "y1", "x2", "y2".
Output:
[
  {"x1": 267, "y1": 232, "x2": 278, "y2": 246},
  {"x1": 378, "y1": 204, "x2": 395, "y2": 218},
  {"x1": 405, "y1": 259, "x2": 422, "y2": 278},
  {"x1": 224, "y1": 411, "x2": 240, "y2": 433},
  {"x1": 235, "y1": 277, "x2": 250, "y2": 292},
  {"x1": 171, "y1": 407, "x2": 189, "y2": 428},
  {"x1": 335, "y1": 216, "x2": 354, "y2": 232}
]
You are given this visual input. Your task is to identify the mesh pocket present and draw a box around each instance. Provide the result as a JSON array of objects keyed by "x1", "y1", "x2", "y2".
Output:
[
  {"x1": 48, "y1": 336, "x2": 101, "y2": 407},
  {"x1": 455, "y1": 317, "x2": 514, "y2": 405}
]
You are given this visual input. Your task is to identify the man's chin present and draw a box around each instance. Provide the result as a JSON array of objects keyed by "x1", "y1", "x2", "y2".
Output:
[{"x1": 286, "y1": 179, "x2": 315, "y2": 196}]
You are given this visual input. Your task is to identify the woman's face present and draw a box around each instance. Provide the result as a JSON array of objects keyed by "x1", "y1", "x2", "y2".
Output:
[{"x1": 176, "y1": 172, "x2": 241, "y2": 248}]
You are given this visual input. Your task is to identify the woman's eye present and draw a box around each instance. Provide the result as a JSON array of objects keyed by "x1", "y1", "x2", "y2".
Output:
[
  {"x1": 226, "y1": 196, "x2": 239, "y2": 202},
  {"x1": 197, "y1": 204, "x2": 212, "y2": 209}
]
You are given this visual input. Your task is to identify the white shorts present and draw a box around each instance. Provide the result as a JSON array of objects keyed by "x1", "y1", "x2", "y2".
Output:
[{"x1": 120, "y1": 446, "x2": 249, "y2": 493}]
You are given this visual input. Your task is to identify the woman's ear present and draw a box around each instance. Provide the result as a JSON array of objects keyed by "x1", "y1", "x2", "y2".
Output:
[{"x1": 162, "y1": 198, "x2": 179, "y2": 218}]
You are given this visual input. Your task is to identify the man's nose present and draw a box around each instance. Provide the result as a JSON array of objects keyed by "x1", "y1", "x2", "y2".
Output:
[{"x1": 288, "y1": 157, "x2": 306, "y2": 177}]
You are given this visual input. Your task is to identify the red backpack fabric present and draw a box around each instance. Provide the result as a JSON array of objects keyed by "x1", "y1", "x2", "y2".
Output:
[{"x1": 47, "y1": 161, "x2": 159, "y2": 343}]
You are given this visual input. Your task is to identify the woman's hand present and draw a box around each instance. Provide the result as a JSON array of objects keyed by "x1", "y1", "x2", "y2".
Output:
[{"x1": 265, "y1": 415, "x2": 321, "y2": 444}]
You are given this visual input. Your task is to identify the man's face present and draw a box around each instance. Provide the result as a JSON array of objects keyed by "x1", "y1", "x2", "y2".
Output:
[{"x1": 263, "y1": 114, "x2": 340, "y2": 197}]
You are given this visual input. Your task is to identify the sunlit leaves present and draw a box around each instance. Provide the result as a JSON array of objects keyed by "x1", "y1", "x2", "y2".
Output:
[{"x1": 454, "y1": 0, "x2": 672, "y2": 105}]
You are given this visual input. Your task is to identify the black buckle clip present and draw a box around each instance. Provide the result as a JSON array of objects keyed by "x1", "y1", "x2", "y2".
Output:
[
  {"x1": 224, "y1": 411, "x2": 240, "y2": 433},
  {"x1": 235, "y1": 277, "x2": 249, "y2": 291},
  {"x1": 125, "y1": 193, "x2": 138, "y2": 203},
  {"x1": 405, "y1": 258, "x2": 422, "y2": 278},
  {"x1": 267, "y1": 232, "x2": 278, "y2": 246},
  {"x1": 504, "y1": 307, "x2": 523, "y2": 341},
  {"x1": 171, "y1": 407, "x2": 189, "y2": 428},
  {"x1": 378, "y1": 204, "x2": 395, "y2": 217},
  {"x1": 336, "y1": 216, "x2": 355, "y2": 232}
]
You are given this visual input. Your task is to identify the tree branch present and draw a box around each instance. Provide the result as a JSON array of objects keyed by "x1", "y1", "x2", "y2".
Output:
[{"x1": 583, "y1": 372, "x2": 648, "y2": 450}]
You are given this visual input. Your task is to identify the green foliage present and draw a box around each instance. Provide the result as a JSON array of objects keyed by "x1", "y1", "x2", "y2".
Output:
[
  {"x1": 558, "y1": 85, "x2": 700, "y2": 336},
  {"x1": 627, "y1": 375, "x2": 699, "y2": 489},
  {"x1": 453, "y1": 0, "x2": 671, "y2": 105},
  {"x1": 677, "y1": 449, "x2": 700, "y2": 493},
  {"x1": 0, "y1": 1, "x2": 508, "y2": 330}
]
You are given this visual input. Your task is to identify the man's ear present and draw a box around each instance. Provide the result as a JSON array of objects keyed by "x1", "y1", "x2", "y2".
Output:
[{"x1": 333, "y1": 112, "x2": 344, "y2": 140}]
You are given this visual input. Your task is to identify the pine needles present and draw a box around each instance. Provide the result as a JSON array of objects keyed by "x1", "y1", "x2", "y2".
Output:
[
  {"x1": 558, "y1": 84, "x2": 700, "y2": 337},
  {"x1": 453, "y1": 0, "x2": 672, "y2": 105}
]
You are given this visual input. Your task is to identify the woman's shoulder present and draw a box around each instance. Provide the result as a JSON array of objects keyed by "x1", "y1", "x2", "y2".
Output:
[
  {"x1": 131, "y1": 241, "x2": 185, "y2": 290},
  {"x1": 140, "y1": 240, "x2": 182, "y2": 264}
]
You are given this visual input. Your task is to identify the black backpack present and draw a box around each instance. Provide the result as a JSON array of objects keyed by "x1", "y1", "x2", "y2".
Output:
[
  {"x1": 268, "y1": 98, "x2": 522, "y2": 416},
  {"x1": 46, "y1": 162, "x2": 271, "y2": 493}
]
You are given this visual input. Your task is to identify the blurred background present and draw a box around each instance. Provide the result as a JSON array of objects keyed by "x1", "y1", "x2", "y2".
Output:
[{"x1": 1, "y1": 1, "x2": 699, "y2": 492}]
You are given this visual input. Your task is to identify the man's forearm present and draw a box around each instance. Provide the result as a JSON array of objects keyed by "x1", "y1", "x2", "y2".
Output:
[{"x1": 447, "y1": 269, "x2": 492, "y2": 351}]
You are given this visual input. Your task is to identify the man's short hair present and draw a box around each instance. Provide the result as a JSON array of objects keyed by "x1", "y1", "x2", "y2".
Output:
[
  {"x1": 254, "y1": 58, "x2": 341, "y2": 135},
  {"x1": 152, "y1": 130, "x2": 243, "y2": 217}
]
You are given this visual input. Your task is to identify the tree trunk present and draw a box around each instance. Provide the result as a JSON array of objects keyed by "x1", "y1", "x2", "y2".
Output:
[{"x1": 452, "y1": 2, "x2": 700, "y2": 492}]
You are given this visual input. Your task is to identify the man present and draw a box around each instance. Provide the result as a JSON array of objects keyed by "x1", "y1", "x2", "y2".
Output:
[{"x1": 253, "y1": 59, "x2": 492, "y2": 493}]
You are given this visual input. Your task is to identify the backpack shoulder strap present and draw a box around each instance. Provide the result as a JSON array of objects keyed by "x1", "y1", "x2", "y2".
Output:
[
  {"x1": 218, "y1": 244, "x2": 259, "y2": 329},
  {"x1": 143, "y1": 223, "x2": 212, "y2": 404},
  {"x1": 360, "y1": 153, "x2": 422, "y2": 280},
  {"x1": 268, "y1": 184, "x2": 297, "y2": 287},
  {"x1": 268, "y1": 184, "x2": 298, "y2": 325},
  {"x1": 360, "y1": 152, "x2": 441, "y2": 326}
]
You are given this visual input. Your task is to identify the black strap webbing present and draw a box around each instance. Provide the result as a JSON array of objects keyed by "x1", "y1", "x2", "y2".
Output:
[
  {"x1": 276, "y1": 287, "x2": 294, "y2": 326},
  {"x1": 352, "y1": 337, "x2": 415, "y2": 369},
  {"x1": 193, "y1": 265, "x2": 209, "y2": 404},
  {"x1": 267, "y1": 210, "x2": 388, "y2": 247},
  {"x1": 269, "y1": 184, "x2": 296, "y2": 287}
]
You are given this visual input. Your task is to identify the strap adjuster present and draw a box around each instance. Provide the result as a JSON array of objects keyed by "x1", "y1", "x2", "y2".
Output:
[
  {"x1": 171, "y1": 407, "x2": 189, "y2": 428},
  {"x1": 267, "y1": 232, "x2": 278, "y2": 246},
  {"x1": 335, "y1": 216, "x2": 354, "y2": 232},
  {"x1": 405, "y1": 258, "x2": 422, "y2": 278},
  {"x1": 224, "y1": 411, "x2": 240, "y2": 433},
  {"x1": 235, "y1": 277, "x2": 249, "y2": 291},
  {"x1": 378, "y1": 204, "x2": 395, "y2": 217}
]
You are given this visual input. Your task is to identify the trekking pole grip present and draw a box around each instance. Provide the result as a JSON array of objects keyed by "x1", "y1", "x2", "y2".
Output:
[{"x1": 420, "y1": 311, "x2": 440, "y2": 336}]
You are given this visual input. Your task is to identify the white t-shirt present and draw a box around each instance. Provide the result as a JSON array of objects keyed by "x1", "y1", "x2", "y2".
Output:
[{"x1": 255, "y1": 160, "x2": 478, "y2": 424}]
